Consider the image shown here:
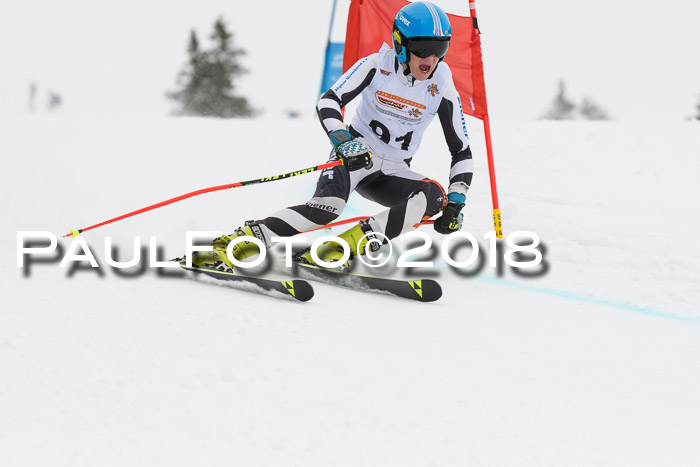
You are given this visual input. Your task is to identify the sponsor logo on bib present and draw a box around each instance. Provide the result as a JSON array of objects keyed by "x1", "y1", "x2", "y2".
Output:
[{"x1": 375, "y1": 91, "x2": 426, "y2": 118}]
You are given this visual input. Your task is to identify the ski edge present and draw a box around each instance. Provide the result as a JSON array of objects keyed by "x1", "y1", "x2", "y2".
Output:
[
  {"x1": 292, "y1": 262, "x2": 442, "y2": 302},
  {"x1": 179, "y1": 264, "x2": 315, "y2": 302}
]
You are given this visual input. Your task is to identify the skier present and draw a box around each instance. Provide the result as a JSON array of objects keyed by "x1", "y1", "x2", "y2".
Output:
[{"x1": 193, "y1": 1, "x2": 473, "y2": 272}]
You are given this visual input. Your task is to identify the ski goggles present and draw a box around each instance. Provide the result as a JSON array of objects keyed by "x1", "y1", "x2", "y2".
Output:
[{"x1": 407, "y1": 37, "x2": 450, "y2": 59}]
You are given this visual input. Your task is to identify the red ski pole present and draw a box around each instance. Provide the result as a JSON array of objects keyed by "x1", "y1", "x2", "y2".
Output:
[{"x1": 64, "y1": 160, "x2": 343, "y2": 238}]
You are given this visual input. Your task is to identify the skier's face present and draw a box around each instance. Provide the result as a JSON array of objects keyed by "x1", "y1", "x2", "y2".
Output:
[{"x1": 408, "y1": 53, "x2": 439, "y2": 81}]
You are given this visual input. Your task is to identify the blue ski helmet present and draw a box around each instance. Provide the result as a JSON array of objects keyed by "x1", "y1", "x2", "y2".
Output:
[{"x1": 393, "y1": 1, "x2": 452, "y2": 64}]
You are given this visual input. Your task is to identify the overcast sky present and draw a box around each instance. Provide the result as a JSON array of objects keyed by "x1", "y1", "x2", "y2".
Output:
[{"x1": 1, "y1": 0, "x2": 698, "y2": 121}]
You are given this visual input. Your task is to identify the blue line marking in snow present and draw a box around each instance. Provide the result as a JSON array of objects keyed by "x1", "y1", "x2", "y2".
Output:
[
  {"x1": 312, "y1": 226, "x2": 697, "y2": 323},
  {"x1": 478, "y1": 275, "x2": 699, "y2": 323}
]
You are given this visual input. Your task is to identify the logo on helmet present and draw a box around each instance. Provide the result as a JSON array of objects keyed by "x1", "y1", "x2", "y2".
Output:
[{"x1": 398, "y1": 13, "x2": 411, "y2": 27}]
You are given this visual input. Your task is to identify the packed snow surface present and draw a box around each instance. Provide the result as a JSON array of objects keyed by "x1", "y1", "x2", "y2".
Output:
[{"x1": 2, "y1": 115, "x2": 699, "y2": 466}]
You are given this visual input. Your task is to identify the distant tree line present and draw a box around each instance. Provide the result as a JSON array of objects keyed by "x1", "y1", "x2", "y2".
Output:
[
  {"x1": 27, "y1": 82, "x2": 62, "y2": 112},
  {"x1": 541, "y1": 79, "x2": 609, "y2": 121},
  {"x1": 167, "y1": 17, "x2": 255, "y2": 118}
]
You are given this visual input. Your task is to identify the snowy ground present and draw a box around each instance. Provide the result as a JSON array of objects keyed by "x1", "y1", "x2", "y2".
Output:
[{"x1": 2, "y1": 115, "x2": 700, "y2": 466}]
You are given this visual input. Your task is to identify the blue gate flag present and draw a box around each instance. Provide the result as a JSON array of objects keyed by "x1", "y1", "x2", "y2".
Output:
[{"x1": 320, "y1": 42, "x2": 345, "y2": 95}]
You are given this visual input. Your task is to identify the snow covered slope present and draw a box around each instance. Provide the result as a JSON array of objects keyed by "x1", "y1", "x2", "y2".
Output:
[{"x1": 2, "y1": 115, "x2": 699, "y2": 466}]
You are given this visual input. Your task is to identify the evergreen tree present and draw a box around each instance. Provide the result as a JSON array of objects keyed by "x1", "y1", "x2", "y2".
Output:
[
  {"x1": 167, "y1": 31, "x2": 203, "y2": 115},
  {"x1": 580, "y1": 97, "x2": 609, "y2": 120},
  {"x1": 541, "y1": 79, "x2": 576, "y2": 120},
  {"x1": 167, "y1": 17, "x2": 254, "y2": 118}
]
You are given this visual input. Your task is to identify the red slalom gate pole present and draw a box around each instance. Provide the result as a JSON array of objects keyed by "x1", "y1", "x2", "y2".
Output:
[
  {"x1": 469, "y1": 0, "x2": 503, "y2": 238},
  {"x1": 483, "y1": 114, "x2": 502, "y2": 237},
  {"x1": 64, "y1": 160, "x2": 344, "y2": 238}
]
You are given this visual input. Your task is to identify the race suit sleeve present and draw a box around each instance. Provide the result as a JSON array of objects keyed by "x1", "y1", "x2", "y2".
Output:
[
  {"x1": 316, "y1": 54, "x2": 378, "y2": 135},
  {"x1": 437, "y1": 80, "x2": 473, "y2": 194}
]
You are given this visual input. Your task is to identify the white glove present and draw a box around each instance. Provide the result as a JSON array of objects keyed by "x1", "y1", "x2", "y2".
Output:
[{"x1": 328, "y1": 127, "x2": 373, "y2": 171}]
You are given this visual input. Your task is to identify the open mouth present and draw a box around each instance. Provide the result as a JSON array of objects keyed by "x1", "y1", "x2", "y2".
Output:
[{"x1": 419, "y1": 64, "x2": 431, "y2": 73}]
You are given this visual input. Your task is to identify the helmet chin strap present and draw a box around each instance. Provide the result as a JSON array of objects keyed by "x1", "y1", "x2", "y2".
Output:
[{"x1": 395, "y1": 57, "x2": 416, "y2": 85}]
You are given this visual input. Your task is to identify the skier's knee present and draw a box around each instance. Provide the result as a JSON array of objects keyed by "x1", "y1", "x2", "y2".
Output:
[{"x1": 421, "y1": 181, "x2": 447, "y2": 217}]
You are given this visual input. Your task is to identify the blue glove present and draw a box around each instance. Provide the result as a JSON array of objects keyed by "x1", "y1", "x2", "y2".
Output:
[
  {"x1": 433, "y1": 192, "x2": 465, "y2": 234},
  {"x1": 328, "y1": 128, "x2": 373, "y2": 171}
]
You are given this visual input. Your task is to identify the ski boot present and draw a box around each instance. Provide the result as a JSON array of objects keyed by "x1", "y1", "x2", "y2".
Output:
[
  {"x1": 294, "y1": 220, "x2": 381, "y2": 272},
  {"x1": 191, "y1": 221, "x2": 268, "y2": 272}
]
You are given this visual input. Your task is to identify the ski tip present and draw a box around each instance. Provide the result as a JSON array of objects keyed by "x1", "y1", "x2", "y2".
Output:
[
  {"x1": 286, "y1": 279, "x2": 315, "y2": 302},
  {"x1": 410, "y1": 279, "x2": 442, "y2": 302}
]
